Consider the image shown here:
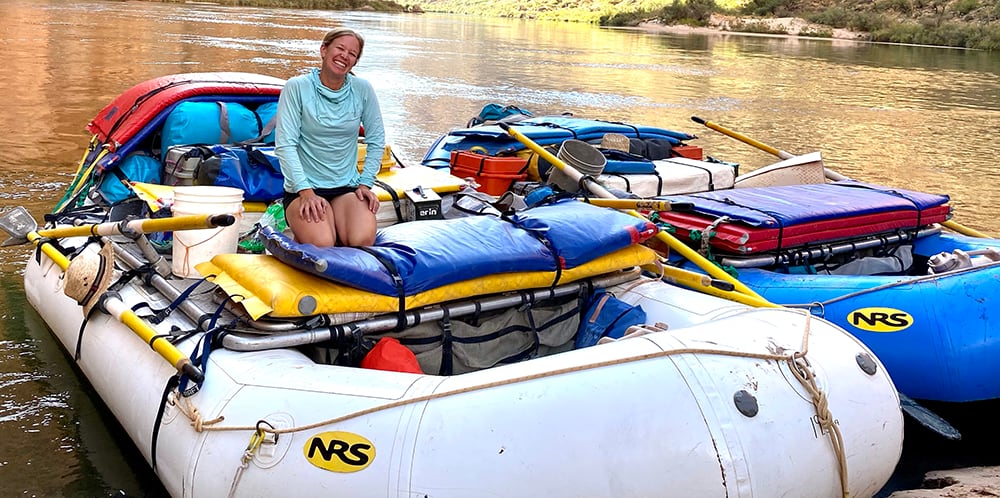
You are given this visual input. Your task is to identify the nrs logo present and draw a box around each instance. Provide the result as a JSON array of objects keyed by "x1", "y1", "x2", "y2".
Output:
[
  {"x1": 304, "y1": 431, "x2": 375, "y2": 473},
  {"x1": 848, "y1": 307, "x2": 913, "y2": 332}
]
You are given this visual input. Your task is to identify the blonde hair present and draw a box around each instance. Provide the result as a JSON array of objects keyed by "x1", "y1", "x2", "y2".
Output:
[{"x1": 322, "y1": 28, "x2": 365, "y2": 61}]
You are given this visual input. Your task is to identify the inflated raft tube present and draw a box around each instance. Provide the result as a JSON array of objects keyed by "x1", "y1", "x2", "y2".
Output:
[
  {"x1": 729, "y1": 231, "x2": 1000, "y2": 403},
  {"x1": 169, "y1": 307, "x2": 901, "y2": 497},
  {"x1": 88, "y1": 72, "x2": 284, "y2": 152},
  {"x1": 25, "y1": 246, "x2": 904, "y2": 497}
]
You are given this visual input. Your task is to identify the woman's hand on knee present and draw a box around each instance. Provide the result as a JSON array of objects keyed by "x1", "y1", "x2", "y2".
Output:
[
  {"x1": 356, "y1": 185, "x2": 379, "y2": 213},
  {"x1": 298, "y1": 189, "x2": 329, "y2": 222}
]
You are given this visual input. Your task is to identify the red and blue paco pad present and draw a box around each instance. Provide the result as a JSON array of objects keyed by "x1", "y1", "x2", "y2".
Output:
[{"x1": 653, "y1": 181, "x2": 950, "y2": 254}]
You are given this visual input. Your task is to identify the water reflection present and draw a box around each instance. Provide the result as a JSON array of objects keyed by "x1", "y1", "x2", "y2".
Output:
[{"x1": 0, "y1": 275, "x2": 157, "y2": 496}]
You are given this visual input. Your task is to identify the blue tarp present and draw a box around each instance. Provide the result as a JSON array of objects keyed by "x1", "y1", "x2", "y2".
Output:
[{"x1": 422, "y1": 116, "x2": 696, "y2": 169}]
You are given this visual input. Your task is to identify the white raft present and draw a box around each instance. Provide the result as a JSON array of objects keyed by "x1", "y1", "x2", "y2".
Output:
[{"x1": 24, "y1": 241, "x2": 903, "y2": 498}]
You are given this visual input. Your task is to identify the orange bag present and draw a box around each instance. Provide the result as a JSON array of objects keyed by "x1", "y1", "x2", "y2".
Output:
[{"x1": 361, "y1": 337, "x2": 423, "y2": 374}]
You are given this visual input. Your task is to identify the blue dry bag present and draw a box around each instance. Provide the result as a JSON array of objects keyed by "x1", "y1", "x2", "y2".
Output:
[
  {"x1": 196, "y1": 144, "x2": 284, "y2": 202},
  {"x1": 98, "y1": 152, "x2": 162, "y2": 204},
  {"x1": 466, "y1": 104, "x2": 533, "y2": 127},
  {"x1": 160, "y1": 101, "x2": 261, "y2": 158},
  {"x1": 574, "y1": 289, "x2": 647, "y2": 349}
]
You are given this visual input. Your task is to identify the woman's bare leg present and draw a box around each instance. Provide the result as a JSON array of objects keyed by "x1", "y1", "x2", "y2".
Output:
[
  {"x1": 285, "y1": 197, "x2": 338, "y2": 246},
  {"x1": 331, "y1": 193, "x2": 376, "y2": 246}
]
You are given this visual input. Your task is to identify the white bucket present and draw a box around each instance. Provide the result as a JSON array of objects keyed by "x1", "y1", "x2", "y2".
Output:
[
  {"x1": 171, "y1": 186, "x2": 244, "y2": 278},
  {"x1": 548, "y1": 139, "x2": 607, "y2": 193}
]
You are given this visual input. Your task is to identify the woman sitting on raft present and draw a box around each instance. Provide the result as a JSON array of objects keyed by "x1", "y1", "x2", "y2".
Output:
[{"x1": 275, "y1": 27, "x2": 386, "y2": 247}]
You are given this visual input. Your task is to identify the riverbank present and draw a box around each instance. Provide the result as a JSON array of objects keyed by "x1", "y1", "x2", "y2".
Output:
[
  {"x1": 636, "y1": 13, "x2": 867, "y2": 40},
  {"x1": 875, "y1": 397, "x2": 1000, "y2": 497},
  {"x1": 888, "y1": 467, "x2": 1000, "y2": 497}
]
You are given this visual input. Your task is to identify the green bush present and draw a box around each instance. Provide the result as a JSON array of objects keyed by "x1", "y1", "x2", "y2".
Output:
[
  {"x1": 808, "y1": 6, "x2": 849, "y2": 28},
  {"x1": 603, "y1": 9, "x2": 655, "y2": 26},
  {"x1": 685, "y1": 0, "x2": 718, "y2": 22},
  {"x1": 920, "y1": 21, "x2": 972, "y2": 45},
  {"x1": 630, "y1": 0, "x2": 717, "y2": 26},
  {"x1": 848, "y1": 11, "x2": 894, "y2": 31},
  {"x1": 874, "y1": 0, "x2": 913, "y2": 14},
  {"x1": 869, "y1": 19, "x2": 985, "y2": 47},
  {"x1": 952, "y1": 0, "x2": 978, "y2": 16},
  {"x1": 969, "y1": 25, "x2": 1000, "y2": 50},
  {"x1": 728, "y1": 19, "x2": 789, "y2": 33},
  {"x1": 871, "y1": 20, "x2": 920, "y2": 42},
  {"x1": 740, "y1": 0, "x2": 796, "y2": 16}
]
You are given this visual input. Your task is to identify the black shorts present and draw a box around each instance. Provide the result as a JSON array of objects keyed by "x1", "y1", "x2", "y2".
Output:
[{"x1": 282, "y1": 186, "x2": 358, "y2": 212}]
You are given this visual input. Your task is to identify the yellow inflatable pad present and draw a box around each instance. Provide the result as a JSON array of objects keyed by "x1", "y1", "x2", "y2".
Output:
[
  {"x1": 197, "y1": 244, "x2": 658, "y2": 320},
  {"x1": 373, "y1": 164, "x2": 466, "y2": 201}
]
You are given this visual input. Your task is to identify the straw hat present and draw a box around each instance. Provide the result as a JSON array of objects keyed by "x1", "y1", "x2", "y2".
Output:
[
  {"x1": 63, "y1": 241, "x2": 116, "y2": 316},
  {"x1": 600, "y1": 133, "x2": 631, "y2": 153}
]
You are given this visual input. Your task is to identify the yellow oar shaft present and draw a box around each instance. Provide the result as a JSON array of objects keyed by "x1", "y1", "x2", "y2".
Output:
[
  {"x1": 28, "y1": 234, "x2": 203, "y2": 382},
  {"x1": 942, "y1": 220, "x2": 991, "y2": 238},
  {"x1": 36, "y1": 213, "x2": 235, "y2": 239},
  {"x1": 27, "y1": 232, "x2": 71, "y2": 270},
  {"x1": 692, "y1": 116, "x2": 792, "y2": 159},
  {"x1": 651, "y1": 233, "x2": 760, "y2": 297},
  {"x1": 644, "y1": 263, "x2": 778, "y2": 308},
  {"x1": 580, "y1": 198, "x2": 690, "y2": 212},
  {"x1": 696, "y1": 116, "x2": 993, "y2": 239},
  {"x1": 102, "y1": 297, "x2": 201, "y2": 380},
  {"x1": 501, "y1": 124, "x2": 767, "y2": 303}
]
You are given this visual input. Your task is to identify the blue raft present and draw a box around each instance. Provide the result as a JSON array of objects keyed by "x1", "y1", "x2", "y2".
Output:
[
  {"x1": 665, "y1": 183, "x2": 1000, "y2": 403},
  {"x1": 734, "y1": 231, "x2": 1000, "y2": 403}
]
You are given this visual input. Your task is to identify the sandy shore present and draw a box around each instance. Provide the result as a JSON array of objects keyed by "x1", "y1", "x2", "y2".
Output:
[
  {"x1": 636, "y1": 14, "x2": 867, "y2": 40},
  {"x1": 887, "y1": 466, "x2": 1000, "y2": 497}
]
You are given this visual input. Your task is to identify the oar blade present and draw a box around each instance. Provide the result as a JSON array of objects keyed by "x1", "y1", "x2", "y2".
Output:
[
  {"x1": 899, "y1": 392, "x2": 961, "y2": 440},
  {"x1": 0, "y1": 206, "x2": 38, "y2": 246}
]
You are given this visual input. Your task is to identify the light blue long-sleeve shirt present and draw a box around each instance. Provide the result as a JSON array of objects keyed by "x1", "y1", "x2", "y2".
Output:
[{"x1": 275, "y1": 68, "x2": 386, "y2": 193}]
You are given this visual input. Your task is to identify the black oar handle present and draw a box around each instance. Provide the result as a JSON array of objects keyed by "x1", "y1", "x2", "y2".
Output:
[
  {"x1": 208, "y1": 214, "x2": 237, "y2": 228},
  {"x1": 691, "y1": 116, "x2": 707, "y2": 125},
  {"x1": 181, "y1": 361, "x2": 205, "y2": 384},
  {"x1": 709, "y1": 279, "x2": 736, "y2": 292},
  {"x1": 668, "y1": 202, "x2": 694, "y2": 212}
]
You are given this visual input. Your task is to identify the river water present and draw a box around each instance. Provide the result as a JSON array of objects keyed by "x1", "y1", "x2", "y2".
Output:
[{"x1": 1, "y1": 0, "x2": 999, "y2": 495}]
